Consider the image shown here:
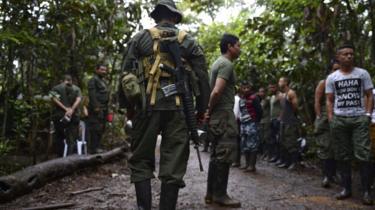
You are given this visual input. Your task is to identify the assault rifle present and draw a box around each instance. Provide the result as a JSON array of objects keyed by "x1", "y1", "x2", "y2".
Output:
[{"x1": 159, "y1": 39, "x2": 204, "y2": 172}]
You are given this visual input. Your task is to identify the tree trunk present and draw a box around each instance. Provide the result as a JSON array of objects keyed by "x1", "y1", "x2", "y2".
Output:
[
  {"x1": 0, "y1": 147, "x2": 127, "y2": 203},
  {"x1": 370, "y1": 0, "x2": 375, "y2": 65}
]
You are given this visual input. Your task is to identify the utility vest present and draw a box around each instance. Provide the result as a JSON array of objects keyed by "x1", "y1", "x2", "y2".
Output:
[{"x1": 142, "y1": 27, "x2": 189, "y2": 107}]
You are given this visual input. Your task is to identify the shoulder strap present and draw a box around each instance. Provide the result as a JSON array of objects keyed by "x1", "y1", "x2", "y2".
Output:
[{"x1": 177, "y1": 30, "x2": 187, "y2": 43}]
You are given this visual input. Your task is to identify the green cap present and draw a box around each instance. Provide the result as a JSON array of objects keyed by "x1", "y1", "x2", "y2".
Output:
[{"x1": 150, "y1": 0, "x2": 183, "y2": 24}]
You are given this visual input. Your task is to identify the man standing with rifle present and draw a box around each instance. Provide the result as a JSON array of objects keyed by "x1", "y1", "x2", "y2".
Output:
[
  {"x1": 205, "y1": 33, "x2": 241, "y2": 208},
  {"x1": 121, "y1": 1, "x2": 210, "y2": 209}
]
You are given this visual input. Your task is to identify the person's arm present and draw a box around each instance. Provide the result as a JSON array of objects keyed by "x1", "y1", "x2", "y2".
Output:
[
  {"x1": 326, "y1": 93, "x2": 334, "y2": 121},
  {"x1": 314, "y1": 80, "x2": 325, "y2": 118},
  {"x1": 365, "y1": 89, "x2": 373, "y2": 115},
  {"x1": 288, "y1": 90, "x2": 298, "y2": 112},
  {"x1": 363, "y1": 71, "x2": 374, "y2": 116},
  {"x1": 52, "y1": 97, "x2": 68, "y2": 112},
  {"x1": 207, "y1": 78, "x2": 226, "y2": 115},
  {"x1": 66, "y1": 87, "x2": 82, "y2": 117}
]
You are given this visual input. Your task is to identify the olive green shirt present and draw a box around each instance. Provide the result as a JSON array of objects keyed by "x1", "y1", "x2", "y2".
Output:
[
  {"x1": 51, "y1": 83, "x2": 82, "y2": 117},
  {"x1": 88, "y1": 74, "x2": 109, "y2": 112},
  {"x1": 209, "y1": 55, "x2": 236, "y2": 111},
  {"x1": 123, "y1": 22, "x2": 209, "y2": 113}
]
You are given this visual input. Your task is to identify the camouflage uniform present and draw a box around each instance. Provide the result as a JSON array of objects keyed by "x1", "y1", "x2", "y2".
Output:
[
  {"x1": 87, "y1": 74, "x2": 109, "y2": 153},
  {"x1": 122, "y1": 1, "x2": 209, "y2": 209}
]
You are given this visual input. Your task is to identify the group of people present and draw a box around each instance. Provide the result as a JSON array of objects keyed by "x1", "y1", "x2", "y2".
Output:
[
  {"x1": 78, "y1": 0, "x2": 373, "y2": 209},
  {"x1": 50, "y1": 64, "x2": 109, "y2": 156},
  {"x1": 228, "y1": 76, "x2": 301, "y2": 175}
]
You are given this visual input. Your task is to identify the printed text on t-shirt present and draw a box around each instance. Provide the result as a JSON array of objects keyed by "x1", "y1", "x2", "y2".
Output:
[{"x1": 334, "y1": 79, "x2": 362, "y2": 108}]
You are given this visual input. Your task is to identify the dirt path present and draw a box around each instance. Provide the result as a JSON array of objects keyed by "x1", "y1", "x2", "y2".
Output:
[{"x1": 1, "y1": 145, "x2": 373, "y2": 210}]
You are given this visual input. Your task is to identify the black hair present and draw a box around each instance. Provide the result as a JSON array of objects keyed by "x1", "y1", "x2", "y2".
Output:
[
  {"x1": 153, "y1": 5, "x2": 179, "y2": 23},
  {"x1": 327, "y1": 59, "x2": 339, "y2": 71},
  {"x1": 336, "y1": 44, "x2": 355, "y2": 53},
  {"x1": 96, "y1": 63, "x2": 107, "y2": 70},
  {"x1": 220, "y1": 33, "x2": 239, "y2": 54},
  {"x1": 280, "y1": 76, "x2": 290, "y2": 85}
]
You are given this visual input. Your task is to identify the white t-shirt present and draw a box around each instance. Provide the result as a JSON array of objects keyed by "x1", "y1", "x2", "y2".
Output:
[
  {"x1": 233, "y1": 95, "x2": 241, "y2": 120},
  {"x1": 326, "y1": 67, "x2": 373, "y2": 117}
]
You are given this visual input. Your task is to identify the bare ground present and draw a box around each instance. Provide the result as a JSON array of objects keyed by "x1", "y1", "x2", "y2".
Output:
[{"x1": 1, "y1": 144, "x2": 374, "y2": 210}]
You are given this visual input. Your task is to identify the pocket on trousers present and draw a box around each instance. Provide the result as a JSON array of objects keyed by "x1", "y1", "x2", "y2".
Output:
[{"x1": 209, "y1": 118, "x2": 227, "y2": 138}]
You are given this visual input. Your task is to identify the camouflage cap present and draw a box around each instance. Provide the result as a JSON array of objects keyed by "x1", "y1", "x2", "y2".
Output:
[{"x1": 150, "y1": 0, "x2": 183, "y2": 24}]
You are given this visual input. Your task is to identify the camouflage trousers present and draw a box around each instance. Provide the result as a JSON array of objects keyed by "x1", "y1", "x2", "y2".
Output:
[
  {"x1": 208, "y1": 109, "x2": 238, "y2": 164},
  {"x1": 240, "y1": 121, "x2": 260, "y2": 153},
  {"x1": 314, "y1": 114, "x2": 334, "y2": 160},
  {"x1": 331, "y1": 115, "x2": 373, "y2": 161}
]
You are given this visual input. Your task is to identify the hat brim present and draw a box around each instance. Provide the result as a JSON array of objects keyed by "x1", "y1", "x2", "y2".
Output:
[{"x1": 150, "y1": 4, "x2": 183, "y2": 24}]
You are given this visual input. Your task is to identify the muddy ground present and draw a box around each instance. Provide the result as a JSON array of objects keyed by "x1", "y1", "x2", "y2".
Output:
[{"x1": 1, "y1": 144, "x2": 374, "y2": 210}]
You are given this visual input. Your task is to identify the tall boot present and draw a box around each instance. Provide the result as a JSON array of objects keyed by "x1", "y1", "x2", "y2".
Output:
[
  {"x1": 359, "y1": 161, "x2": 373, "y2": 205},
  {"x1": 321, "y1": 159, "x2": 331, "y2": 188},
  {"x1": 240, "y1": 152, "x2": 250, "y2": 170},
  {"x1": 205, "y1": 161, "x2": 216, "y2": 204},
  {"x1": 245, "y1": 152, "x2": 257, "y2": 172},
  {"x1": 287, "y1": 152, "x2": 299, "y2": 170},
  {"x1": 135, "y1": 180, "x2": 152, "y2": 210},
  {"x1": 277, "y1": 149, "x2": 290, "y2": 168},
  {"x1": 335, "y1": 162, "x2": 352, "y2": 200},
  {"x1": 159, "y1": 182, "x2": 179, "y2": 210},
  {"x1": 268, "y1": 144, "x2": 278, "y2": 162},
  {"x1": 212, "y1": 162, "x2": 241, "y2": 208}
]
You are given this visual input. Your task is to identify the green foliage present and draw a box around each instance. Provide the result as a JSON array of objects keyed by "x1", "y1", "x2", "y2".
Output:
[
  {"x1": 0, "y1": 139, "x2": 13, "y2": 157},
  {"x1": 198, "y1": 0, "x2": 375, "y2": 124}
]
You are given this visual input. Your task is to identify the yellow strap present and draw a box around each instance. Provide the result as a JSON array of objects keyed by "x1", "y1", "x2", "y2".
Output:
[
  {"x1": 177, "y1": 30, "x2": 187, "y2": 43},
  {"x1": 148, "y1": 27, "x2": 161, "y2": 40},
  {"x1": 149, "y1": 54, "x2": 161, "y2": 76},
  {"x1": 146, "y1": 54, "x2": 161, "y2": 94},
  {"x1": 150, "y1": 69, "x2": 162, "y2": 105},
  {"x1": 175, "y1": 96, "x2": 181, "y2": 106}
]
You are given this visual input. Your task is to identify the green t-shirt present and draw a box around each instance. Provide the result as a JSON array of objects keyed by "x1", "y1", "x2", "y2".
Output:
[
  {"x1": 209, "y1": 55, "x2": 236, "y2": 111},
  {"x1": 51, "y1": 83, "x2": 82, "y2": 117}
]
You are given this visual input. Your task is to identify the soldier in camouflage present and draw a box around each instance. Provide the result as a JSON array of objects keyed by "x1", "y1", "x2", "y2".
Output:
[
  {"x1": 87, "y1": 64, "x2": 109, "y2": 154},
  {"x1": 122, "y1": 1, "x2": 210, "y2": 209}
]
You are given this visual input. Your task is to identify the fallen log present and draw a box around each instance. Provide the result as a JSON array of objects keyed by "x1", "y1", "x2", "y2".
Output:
[{"x1": 0, "y1": 147, "x2": 127, "y2": 203}]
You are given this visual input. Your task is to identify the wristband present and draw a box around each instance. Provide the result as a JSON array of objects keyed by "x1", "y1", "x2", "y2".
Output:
[{"x1": 365, "y1": 112, "x2": 371, "y2": 117}]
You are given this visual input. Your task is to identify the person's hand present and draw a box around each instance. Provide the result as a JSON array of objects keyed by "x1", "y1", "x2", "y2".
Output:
[{"x1": 65, "y1": 108, "x2": 73, "y2": 117}]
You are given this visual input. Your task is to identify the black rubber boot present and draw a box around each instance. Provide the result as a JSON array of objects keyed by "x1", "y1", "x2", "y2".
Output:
[
  {"x1": 359, "y1": 161, "x2": 373, "y2": 206},
  {"x1": 335, "y1": 162, "x2": 352, "y2": 200},
  {"x1": 268, "y1": 145, "x2": 278, "y2": 163},
  {"x1": 287, "y1": 152, "x2": 299, "y2": 171},
  {"x1": 321, "y1": 159, "x2": 331, "y2": 188},
  {"x1": 205, "y1": 161, "x2": 216, "y2": 204},
  {"x1": 277, "y1": 149, "x2": 290, "y2": 168},
  {"x1": 212, "y1": 162, "x2": 241, "y2": 208},
  {"x1": 321, "y1": 159, "x2": 336, "y2": 188},
  {"x1": 135, "y1": 180, "x2": 152, "y2": 210},
  {"x1": 240, "y1": 152, "x2": 250, "y2": 170},
  {"x1": 245, "y1": 152, "x2": 257, "y2": 172},
  {"x1": 159, "y1": 182, "x2": 180, "y2": 210}
]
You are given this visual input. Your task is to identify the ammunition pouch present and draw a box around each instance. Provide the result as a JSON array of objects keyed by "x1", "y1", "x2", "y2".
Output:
[{"x1": 121, "y1": 72, "x2": 141, "y2": 105}]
